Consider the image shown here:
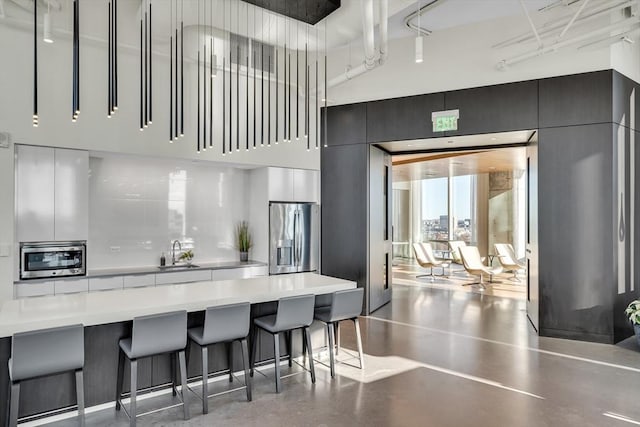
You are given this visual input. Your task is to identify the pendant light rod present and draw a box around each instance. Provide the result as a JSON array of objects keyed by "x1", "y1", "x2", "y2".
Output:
[
  {"x1": 112, "y1": 0, "x2": 118, "y2": 111},
  {"x1": 108, "y1": 1, "x2": 112, "y2": 117},
  {"x1": 268, "y1": 51, "x2": 271, "y2": 146},
  {"x1": 304, "y1": 41, "x2": 308, "y2": 138},
  {"x1": 149, "y1": 0, "x2": 152, "y2": 124},
  {"x1": 222, "y1": 0, "x2": 226, "y2": 155},
  {"x1": 288, "y1": 50, "x2": 291, "y2": 143},
  {"x1": 236, "y1": 43, "x2": 239, "y2": 152},
  {"x1": 284, "y1": 42, "x2": 287, "y2": 142},
  {"x1": 180, "y1": 0, "x2": 184, "y2": 136},
  {"x1": 139, "y1": 6, "x2": 142, "y2": 130},
  {"x1": 197, "y1": 0, "x2": 200, "y2": 153},
  {"x1": 33, "y1": 0, "x2": 37, "y2": 126},
  {"x1": 315, "y1": 59, "x2": 318, "y2": 149},
  {"x1": 261, "y1": 43, "x2": 264, "y2": 146},
  {"x1": 169, "y1": 32, "x2": 172, "y2": 141},
  {"x1": 75, "y1": 0, "x2": 80, "y2": 117},
  {"x1": 144, "y1": 5, "x2": 147, "y2": 126},
  {"x1": 324, "y1": 19, "x2": 328, "y2": 148},
  {"x1": 210, "y1": 36, "x2": 213, "y2": 149},
  {"x1": 253, "y1": 48, "x2": 256, "y2": 149},
  {"x1": 296, "y1": 24, "x2": 299, "y2": 140},
  {"x1": 174, "y1": 0, "x2": 178, "y2": 140}
]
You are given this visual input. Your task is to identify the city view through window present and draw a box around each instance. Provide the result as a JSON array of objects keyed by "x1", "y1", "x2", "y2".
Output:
[{"x1": 421, "y1": 175, "x2": 474, "y2": 244}]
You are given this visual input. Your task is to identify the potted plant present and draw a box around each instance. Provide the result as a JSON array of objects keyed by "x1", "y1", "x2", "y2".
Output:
[
  {"x1": 235, "y1": 221, "x2": 253, "y2": 262},
  {"x1": 624, "y1": 299, "x2": 640, "y2": 347},
  {"x1": 179, "y1": 249, "x2": 194, "y2": 265}
]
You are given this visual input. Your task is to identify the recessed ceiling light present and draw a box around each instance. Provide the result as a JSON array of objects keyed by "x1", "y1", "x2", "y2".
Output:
[
  {"x1": 407, "y1": 144, "x2": 414, "y2": 147},
  {"x1": 491, "y1": 137, "x2": 497, "y2": 141},
  {"x1": 489, "y1": 166, "x2": 496, "y2": 170}
]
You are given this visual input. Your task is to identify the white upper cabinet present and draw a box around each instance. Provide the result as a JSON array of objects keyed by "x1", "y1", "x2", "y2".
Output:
[
  {"x1": 16, "y1": 145, "x2": 89, "y2": 243},
  {"x1": 54, "y1": 148, "x2": 89, "y2": 241},
  {"x1": 268, "y1": 167, "x2": 295, "y2": 202},
  {"x1": 267, "y1": 167, "x2": 319, "y2": 203},
  {"x1": 293, "y1": 169, "x2": 319, "y2": 203},
  {"x1": 16, "y1": 145, "x2": 55, "y2": 242}
]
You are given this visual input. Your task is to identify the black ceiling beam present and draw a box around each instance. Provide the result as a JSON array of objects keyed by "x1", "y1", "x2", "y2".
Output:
[{"x1": 241, "y1": 0, "x2": 340, "y2": 25}]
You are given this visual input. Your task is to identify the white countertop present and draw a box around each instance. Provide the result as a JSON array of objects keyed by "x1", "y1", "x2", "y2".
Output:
[{"x1": 0, "y1": 273, "x2": 356, "y2": 338}]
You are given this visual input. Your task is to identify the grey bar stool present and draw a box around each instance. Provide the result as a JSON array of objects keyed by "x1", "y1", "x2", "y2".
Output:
[
  {"x1": 250, "y1": 294, "x2": 316, "y2": 393},
  {"x1": 115, "y1": 310, "x2": 189, "y2": 427},
  {"x1": 314, "y1": 288, "x2": 365, "y2": 378},
  {"x1": 7, "y1": 324, "x2": 85, "y2": 427},
  {"x1": 187, "y1": 302, "x2": 252, "y2": 414}
]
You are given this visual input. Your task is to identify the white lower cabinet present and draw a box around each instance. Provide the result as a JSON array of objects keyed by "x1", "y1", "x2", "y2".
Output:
[
  {"x1": 123, "y1": 274, "x2": 156, "y2": 288},
  {"x1": 55, "y1": 279, "x2": 89, "y2": 295},
  {"x1": 14, "y1": 281, "x2": 55, "y2": 298},
  {"x1": 89, "y1": 277, "x2": 124, "y2": 292},
  {"x1": 212, "y1": 268, "x2": 252, "y2": 281},
  {"x1": 14, "y1": 265, "x2": 266, "y2": 298},
  {"x1": 155, "y1": 270, "x2": 212, "y2": 286}
]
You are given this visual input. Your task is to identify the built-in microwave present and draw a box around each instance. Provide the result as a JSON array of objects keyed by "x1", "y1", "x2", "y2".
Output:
[{"x1": 20, "y1": 242, "x2": 86, "y2": 280}]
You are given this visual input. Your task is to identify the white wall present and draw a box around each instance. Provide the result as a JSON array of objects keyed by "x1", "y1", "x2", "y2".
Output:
[
  {"x1": 0, "y1": 6, "x2": 320, "y2": 302},
  {"x1": 88, "y1": 153, "x2": 248, "y2": 269}
]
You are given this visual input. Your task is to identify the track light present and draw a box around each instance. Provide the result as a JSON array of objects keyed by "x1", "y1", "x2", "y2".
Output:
[
  {"x1": 415, "y1": 35, "x2": 423, "y2": 63},
  {"x1": 43, "y1": 12, "x2": 53, "y2": 43}
]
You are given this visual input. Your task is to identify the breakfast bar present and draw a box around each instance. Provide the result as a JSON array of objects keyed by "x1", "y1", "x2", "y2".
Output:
[{"x1": 0, "y1": 273, "x2": 357, "y2": 422}]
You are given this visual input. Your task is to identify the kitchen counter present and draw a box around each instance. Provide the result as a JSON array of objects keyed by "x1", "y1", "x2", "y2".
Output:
[
  {"x1": 0, "y1": 273, "x2": 356, "y2": 338},
  {"x1": 14, "y1": 260, "x2": 267, "y2": 284}
]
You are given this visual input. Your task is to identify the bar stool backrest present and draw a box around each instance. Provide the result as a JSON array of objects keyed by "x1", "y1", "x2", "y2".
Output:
[
  {"x1": 203, "y1": 302, "x2": 250, "y2": 343},
  {"x1": 131, "y1": 310, "x2": 187, "y2": 359},
  {"x1": 10, "y1": 324, "x2": 84, "y2": 381},
  {"x1": 330, "y1": 288, "x2": 364, "y2": 322},
  {"x1": 274, "y1": 294, "x2": 315, "y2": 331}
]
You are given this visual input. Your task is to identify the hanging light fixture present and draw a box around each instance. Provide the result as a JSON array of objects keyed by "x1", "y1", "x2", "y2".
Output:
[
  {"x1": 43, "y1": 3, "x2": 53, "y2": 44},
  {"x1": 415, "y1": 1, "x2": 423, "y2": 64},
  {"x1": 33, "y1": 0, "x2": 38, "y2": 127}
]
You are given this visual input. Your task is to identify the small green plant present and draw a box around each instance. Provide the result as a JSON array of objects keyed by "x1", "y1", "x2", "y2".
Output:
[
  {"x1": 625, "y1": 300, "x2": 640, "y2": 325},
  {"x1": 179, "y1": 249, "x2": 194, "y2": 262},
  {"x1": 235, "y1": 221, "x2": 253, "y2": 252}
]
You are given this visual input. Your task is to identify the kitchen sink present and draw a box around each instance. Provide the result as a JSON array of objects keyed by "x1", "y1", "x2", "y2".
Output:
[{"x1": 157, "y1": 264, "x2": 200, "y2": 270}]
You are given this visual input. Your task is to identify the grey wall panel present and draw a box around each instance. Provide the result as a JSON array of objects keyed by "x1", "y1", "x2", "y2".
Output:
[
  {"x1": 366, "y1": 93, "x2": 445, "y2": 143},
  {"x1": 539, "y1": 70, "x2": 612, "y2": 128},
  {"x1": 613, "y1": 70, "x2": 639, "y2": 131},
  {"x1": 444, "y1": 80, "x2": 539, "y2": 136},
  {"x1": 325, "y1": 103, "x2": 367, "y2": 146},
  {"x1": 321, "y1": 144, "x2": 369, "y2": 288},
  {"x1": 538, "y1": 123, "x2": 615, "y2": 343}
]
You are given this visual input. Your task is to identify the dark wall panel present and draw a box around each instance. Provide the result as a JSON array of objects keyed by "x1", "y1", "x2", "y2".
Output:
[
  {"x1": 325, "y1": 103, "x2": 367, "y2": 146},
  {"x1": 321, "y1": 144, "x2": 368, "y2": 287},
  {"x1": 539, "y1": 70, "x2": 612, "y2": 128},
  {"x1": 444, "y1": 80, "x2": 538, "y2": 136},
  {"x1": 366, "y1": 93, "x2": 445, "y2": 143},
  {"x1": 538, "y1": 123, "x2": 614, "y2": 343}
]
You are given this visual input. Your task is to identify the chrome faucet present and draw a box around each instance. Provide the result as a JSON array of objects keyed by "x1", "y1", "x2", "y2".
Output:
[{"x1": 171, "y1": 240, "x2": 182, "y2": 265}]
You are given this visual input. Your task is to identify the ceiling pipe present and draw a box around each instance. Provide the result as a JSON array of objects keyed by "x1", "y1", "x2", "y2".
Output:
[
  {"x1": 557, "y1": 0, "x2": 591, "y2": 41},
  {"x1": 361, "y1": 0, "x2": 376, "y2": 69},
  {"x1": 493, "y1": 0, "x2": 634, "y2": 48},
  {"x1": 498, "y1": 16, "x2": 640, "y2": 68},
  {"x1": 323, "y1": 0, "x2": 388, "y2": 90},
  {"x1": 0, "y1": 0, "x2": 5, "y2": 18}
]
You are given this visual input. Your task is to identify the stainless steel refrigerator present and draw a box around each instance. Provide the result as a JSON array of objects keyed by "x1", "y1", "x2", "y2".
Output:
[{"x1": 269, "y1": 202, "x2": 319, "y2": 275}]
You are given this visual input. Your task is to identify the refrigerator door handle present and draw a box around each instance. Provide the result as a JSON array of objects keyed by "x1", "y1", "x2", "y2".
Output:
[
  {"x1": 296, "y1": 210, "x2": 302, "y2": 267},
  {"x1": 293, "y1": 210, "x2": 299, "y2": 267}
]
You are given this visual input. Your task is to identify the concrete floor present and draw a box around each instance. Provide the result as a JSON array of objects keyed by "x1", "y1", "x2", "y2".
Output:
[{"x1": 41, "y1": 282, "x2": 640, "y2": 427}]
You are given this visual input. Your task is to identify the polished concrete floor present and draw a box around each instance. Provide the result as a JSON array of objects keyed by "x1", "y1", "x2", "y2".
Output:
[{"x1": 40, "y1": 282, "x2": 640, "y2": 427}]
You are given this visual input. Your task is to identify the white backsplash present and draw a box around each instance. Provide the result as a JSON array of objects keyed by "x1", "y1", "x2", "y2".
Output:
[{"x1": 88, "y1": 154, "x2": 248, "y2": 270}]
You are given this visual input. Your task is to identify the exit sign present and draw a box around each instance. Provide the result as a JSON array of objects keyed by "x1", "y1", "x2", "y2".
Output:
[{"x1": 432, "y1": 109, "x2": 459, "y2": 132}]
